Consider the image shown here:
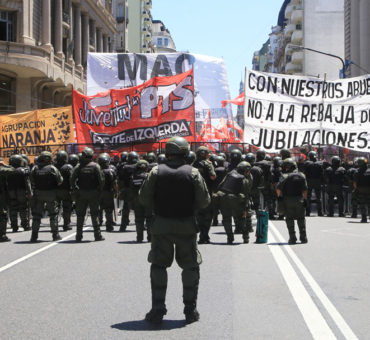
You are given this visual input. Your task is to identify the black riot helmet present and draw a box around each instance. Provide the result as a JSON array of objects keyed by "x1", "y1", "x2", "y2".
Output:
[
  {"x1": 308, "y1": 151, "x2": 317, "y2": 161},
  {"x1": 97, "y1": 153, "x2": 110, "y2": 168},
  {"x1": 120, "y1": 151, "x2": 128, "y2": 162},
  {"x1": 38, "y1": 151, "x2": 53, "y2": 164},
  {"x1": 256, "y1": 149, "x2": 266, "y2": 161},
  {"x1": 127, "y1": 151, "x2": 139, "y2": 164},
  {"x1": 273, "y1": 156, "x2": 282, "y2": 168},
  {"x1": 186, "y1": 151, "x2": 196, "y2": 165},
  {"x1": 56, "y1": 150, "x2": 68, "y2": 164},
  {"x1": 136, "y1": 159, "x2": 149, "y2": 171},
  {"x1": 230, "y1": 149, "x2": 242, "y2": 164},
  {"x1": 69, "y1": 154, "x2": 79, "y2": 167},
  {"x1": 81, "y1": 147, "x2": 94, "y2": 160},
  {"x1": 9, "y1": 154, "x2": 24, "y2": 168},
  {"x1": 21, "y1": 154, "x2": 30, "y2": 166},
  {"x1": 165, "y1": 137, "x2": 190, "y2": 157},
  {"x1": 237, "y1": 161, "x2": 251, "y2": 175},
  {"x1": 331, "y1": 156, "x2": 341, "y2": 167},
  {"x1": 355, "y1": 157, "x2": 367, "y2": 169},
  {"x1": 215, "y1": 155, "x2": 225, "y2": 167},
  {"x1": 265, "y1": 154, "x2": 272, "y2": 162},
  {"x1": 157, "y1": 154, "x2": 167, "y2": 164},
  {"x1": 282, "y1": 158, "x2": 297, "y2": 173},
  {"x1": 280, "y1": 149, "x2": 291, "y2": 160},
  {"x1": 245, "y1": 153, "x2": 255, "y2": 165},
  {"x1": 196, "y1": 146, "x2": 209, "y2": 160},
  {"x1": 146, "y1": 152, "x2": 157, "y2": 164},
  {"x1": 219, "y1": 152, "x2": 226, "y2": 160}
]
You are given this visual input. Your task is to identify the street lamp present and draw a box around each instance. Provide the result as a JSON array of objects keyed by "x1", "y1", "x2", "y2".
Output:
[{"x1": 287, "y1": 44, "x2": 348, "y2": 78}]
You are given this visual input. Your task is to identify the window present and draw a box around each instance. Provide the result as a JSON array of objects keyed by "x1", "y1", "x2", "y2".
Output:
[
  {"x1": 157, "y1": 38, "x2": 162, "y2": 46},
  {"x1": 0, "y1": 74, "x2": 15, "y2": 114},
  {"x1": 164, "y1": 38, "x2": 169, "y2": 46},
  {"x1": 0, "y1": 11, "x2": 16, "y2": 42}
]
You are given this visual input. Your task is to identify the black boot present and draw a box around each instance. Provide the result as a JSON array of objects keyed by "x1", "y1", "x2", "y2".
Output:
[
  {"x1": 361, "y1": 215, "x2": 367, "y2": 223},
  {"x1": 76, "y1": 217, "x2": 84, "y2": 242},
  {"x1": 137, "y1": 231, "x2": 144, "y2": 243},
  {"x1": 30, "y1": 231, "x2": 38, "y2": 242},
  {"x1": 94, "y1": 230, "x2": 105, "y2": 241},
  {"x1": 145, "y1": 309, "x2": 167, "y2": 324},
  {"x1": 287, "y1": 220, "x2": 297, "y2": 245},
  {"x1": 0, "y1": 234, "x2": 11, "y2": 242},
  {"x1": 52, "y1": 232, "x2": 62, "y2": 241},
  {"x1": 351, "y1": 209, "x2": 358, "y2": 218},
  {"x1": 298, "y1": 219, "x2": 308, "y2": 244},
  {"x1": 227, "y1": 234, "x2": 234, "y2": 245}
]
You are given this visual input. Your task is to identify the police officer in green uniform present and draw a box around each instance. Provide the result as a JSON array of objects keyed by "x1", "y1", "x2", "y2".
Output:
[
  {"x1": 97, "y1": 153, "x2": 118, "y2": 232},
  {"x1": 55, "y1": 151, "x2": 74, "y2": 231},
  {"x1": 277, "y1": 158, "x2": 308, "y2": 244},
  {"x1": 30, "y1": 151, "x2": 63, "y2": 242},
  {"x1": 129, "y1": 159, "x2": 152, "y2": 242},
  {"x1": 70, "y1": 147, "x2": 105, "y2": 242},
  {"x1": 139, "y1": 137, "x2": 210, "y2": 324},
  {"x1": 193, "y1": 146, "x2": 216, "y2": 243},
  {"x1": 353, "y1": 157, "x2": 370, "y2": 223},
  {"x1": 7, "y1": 155, "x2": 32, "y2": 232},
  {"x1": 217, "y1": 161, "x2": 253, "y2": 244},
  {"x1": 0, "y1": 160, "x2": 15, "y2": 242}
]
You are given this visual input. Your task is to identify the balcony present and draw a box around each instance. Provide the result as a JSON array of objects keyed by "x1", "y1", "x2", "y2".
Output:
[
  {"x1": 285, "y1": 44, "x2": 293, "y2": 56},
  {"x1": 292, "y1": 51, "x2": 304, "y2": 64},
  {"x1": 142, "y1": 10, "x2": 149, "y2": 18},
  {"x1": 116, "y1": 16, "x2": 126, "y2": 23},
  {"x1": 284, "y1": 24, "x2": 296, "y2": 38},
  {"x1": 291, "y1": 30, "x2": 303, "y2": 44},
  {"x1": 291, "y1": 9, "x2": 303, "y2": 24},
  {"x1": 144, "y1": 0, "x2": 152, "y2": 9},
  {"x1": 285, "y1": 4, "x2": 294, "y2": 19},
  {"x1": 285, "y1": 61, "x2": 302, "y2": 74},
  {"x1": 290, "y1": 0, "x2": 302, "y2": 4}
]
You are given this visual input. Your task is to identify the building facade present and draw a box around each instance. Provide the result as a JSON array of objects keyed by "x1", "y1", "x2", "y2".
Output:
[
  {"x1": 112, "y1": 0, "x2": 128, "y2": 52},
  {"x1": 0, "y1": 0, "x2": 117, "y2": 114},
  {"x1": 344, "y1": 0, "x2": 370, "y2": 77},
  {"x1": 127, "y1": 0, "x2": 153, "y2": 53},
  {"x1": 151, "y1": 19, "x2": 176, "y2": 52},
  {"x1": 263, "y1": 0, "x2": 344, "y2": 80}
]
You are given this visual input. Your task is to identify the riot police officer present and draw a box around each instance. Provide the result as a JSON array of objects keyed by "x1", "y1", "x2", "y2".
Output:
[
  {"x1": 277, "y1": 158, "x2": 308, "y2": 244},
  {"x1": 217, "y1": 161, "x2": 253, "y2": 244},
  {"x1": 30, "y1": 151, "x2": 63, "y2": 242},
  {"x1": 157, "y1": 154, "x2": 167, "y2": 165},
  {"x1": 146, "y1": 152, "x2": 158, "y2": 171},
  {"x1": 7, "y1": 155, "x2": 32, "y2": 232},
  {"x1": 353, "y1": 157, "x2": 370, "y2": 223},
  {"x1": 139, "y1": 136, "x2": 210, "y2": 324},
  {"x1": 129, "y1": 160, "x2": 152, "y2": 242},
  {"x1": 324, "y1": 156, "x2": 347, "y2": 217},
  {"x1": 212, "y1": 155, "x2": 228, "y2": 226},
  {"x1": 55, "y1": 151, "x2": 74, "y2": 231},
  {"x1": 193, "y1": 146, "x2": 216, "y2": 243},
  {"x1": 117, "y1": 151, "x2": 138, "y2": 231},
  {"x1": 97, "y1": 153, "x2": 118, "y2": 232},
  {"x1": 227, "y1": 149, "x2": 242, "y2": 172},
  {"x1": 68, "y1": 154, "x2": 79, "y2": 167},
  {"x1": 246, "y1": 152, "x2": 264, "y2": 214},
  {"x1": 0, "y1": 160, "x2": 15, "y2": 242},
  {"x1": 271, "y1": 156, "x2": 283, "y2": 219},
  {"x1": 185, "y1": 151, "x2": 196, "y2": 165},
  {"x1": 304, "y1": 151, "x2": 324, "y2": 216},
  {"x1": 70, "y1": 147, "x2": 105, "y2": 242}
]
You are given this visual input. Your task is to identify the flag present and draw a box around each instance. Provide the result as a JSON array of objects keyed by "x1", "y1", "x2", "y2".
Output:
[{"x1": 221, "y1": 92, "x2": 245, "y2": 107}]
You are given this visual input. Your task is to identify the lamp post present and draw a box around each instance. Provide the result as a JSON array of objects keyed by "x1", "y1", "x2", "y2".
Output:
[{"x1": 288, "y1": 44, "x2": 347, "y2": 78}]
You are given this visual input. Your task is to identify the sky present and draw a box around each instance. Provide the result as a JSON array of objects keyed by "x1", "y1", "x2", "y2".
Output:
[{"x1": 151, "y1": 0, "x2": 285, "y2": 100}]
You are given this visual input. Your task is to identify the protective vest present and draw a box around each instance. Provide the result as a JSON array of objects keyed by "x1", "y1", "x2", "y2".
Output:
[
  {"x1": 119, "y1": 164, "x2": 136, "y2": 186},
  {"x1": 77, "y1": 162, "x2": 99, "y2": 190},
  {"x1": 130, "y1": 171, "x2": 147, "y2": 191},
  {"x1": 59, "y1": 163, "x2": 73, "y2": 190},
  {"x1": 154, "y1": 164, "x2": 194, "y2": 218},
  {"x1": 214, "y1": 166, "x2": 227, "y2": 190},
  {"x1": 219, "y1": 170, "x2": 244, "y2": 194},
  {"x1": 33, "y1": 165, "x2": 58, "y2": 190},
  {"x1": 102, "y1": 168, "x2": 115, "y2": 191},
  {"x1": 326, "y1": 167, "x2": 346, "y2": 185},
  {"x1": 357, "y1": 168, "x2": 370, "y2": 188},
  {"x1": 7, "y1": 167, "x2": 27, "y2": 190},
  {"x1": 255, "y1": 160, "x2": 271, "y2": 185},
  {"x1": 305, "y1": 161, "x2": 323, "y2": 180},
  {"x1": 251, "y1": 166, "x2": 264, "y2": 188},
  {"x1": 283, "y1": 173, "x2": 306, "y2": 197},
  {"x1": 193, "y1": 159, "x2": 213, "y2": 189}
]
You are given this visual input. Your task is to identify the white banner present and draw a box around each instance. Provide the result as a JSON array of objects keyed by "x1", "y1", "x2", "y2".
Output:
[
  {"x1": 243, "y1": 69, "x2": 370, "y2": 152},
  {"x1": 87, "y1": 52, "x2": 232, "y2": 123}
]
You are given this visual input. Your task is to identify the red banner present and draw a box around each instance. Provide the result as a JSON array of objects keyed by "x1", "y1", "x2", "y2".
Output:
[{"x1": 73, "y1": 70, "x2": 195, "y2": 152}]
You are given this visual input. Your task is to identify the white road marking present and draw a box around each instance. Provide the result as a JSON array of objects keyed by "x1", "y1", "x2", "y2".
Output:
[
  {"x1": 268, "y1": 231, "x2": 336, "y2": 339},
  {"x1": 269, "y1": 222, "x2": 358, "y2": 340},
  {"x1": 0, "y1": 227, "x2": 91, "y2": 274}
]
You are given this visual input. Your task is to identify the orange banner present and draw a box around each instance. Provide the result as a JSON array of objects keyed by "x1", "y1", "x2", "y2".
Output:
[
  {"x1": 73, "y1": 70, "x2": 195, "y2": 152},
  {"x1": 0, "y1": 106, "x2": 74, "y2": 162}
]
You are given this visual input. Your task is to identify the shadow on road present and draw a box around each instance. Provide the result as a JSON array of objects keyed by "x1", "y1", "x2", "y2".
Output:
[
  {"x1": 117, "y1": 241, "x2": 149, "y2": 245},
  {"x1": 347, "y1": 221, "x2": 367, "y2": 224},
  {"x1": 111, "y1": 319, "x2": 185, "y2": 331},
  {"x1": 13, "y1": 240, "x2": 50, "y2": 244}
]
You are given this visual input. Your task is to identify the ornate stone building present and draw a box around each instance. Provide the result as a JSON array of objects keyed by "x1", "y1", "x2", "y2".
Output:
[{"x1": 0, "y1": 0, "x2": 117, "y2": 114}]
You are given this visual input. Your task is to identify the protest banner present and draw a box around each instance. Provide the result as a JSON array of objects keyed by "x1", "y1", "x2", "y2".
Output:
[
  {"x1": 73, "y1": 70, "x2": 195, "y2": 152},
  {"x1": 86, "y1": 52, "x2": 233, "y2": 130},
  {"x1": 243, "y1": 69, "x2": 370, "y2": 152},
  {"x1": 0, "y1": 106, "x2": 74, "y2": 161}
]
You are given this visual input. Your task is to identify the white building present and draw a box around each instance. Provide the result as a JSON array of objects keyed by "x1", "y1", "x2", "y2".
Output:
[{"x1": 151, "y1": 20, "x2": 176, "y2": 52}]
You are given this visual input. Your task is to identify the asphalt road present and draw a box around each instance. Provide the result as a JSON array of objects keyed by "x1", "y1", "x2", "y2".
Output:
[{"x1": 0, "y1": 213, "x2": 369, "y2": 339}]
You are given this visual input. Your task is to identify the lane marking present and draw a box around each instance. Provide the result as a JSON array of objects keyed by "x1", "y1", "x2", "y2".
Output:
[
  {"x1": 269, "y1": 222, "x2": 358, "y2": 340},
  {"x1": 268, "y1": 231, "x2": 336, "y2": 339},
  {"x1": 0, "y1": 227, "x2": 91, "y2": 274}
]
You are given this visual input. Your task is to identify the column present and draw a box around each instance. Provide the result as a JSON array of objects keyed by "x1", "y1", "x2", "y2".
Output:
[
  {"x1": 96, "y1": 29, "x2": 102, "y2": 52},
  {"x1": 81, "y1": 13, "x2": 89, "y2": 67},
  {"x1": 21, "y1": 0, "x2": 35, "y2": 45},
  {"x1": 42, "y1": 0, "x2": 52, "y2": 50},
  {"x1": 74, "y1": 5, "x2": 82, "y2": 68},
  {"x1": 103, "y1": 35, "x2": 108, "y2": 52},
  {"x1": 90, "y1": 20, "x2": 96, "y2": 51},
  {"x1": 54, "y1": 0, "x2": 63, "y2": 57},
  {"x1": 359, "y1": 0, "x2": 370, "y2": 76},
  {"x1": 68, "y1": 0, "x2": 73, "y2": 62}
]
